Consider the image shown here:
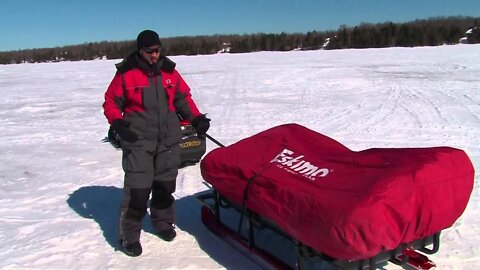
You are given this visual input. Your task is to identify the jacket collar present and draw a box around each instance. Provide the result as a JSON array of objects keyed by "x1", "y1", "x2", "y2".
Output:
[{"x1": 115, "y1": 51, "x2": 176, "y2": 74}]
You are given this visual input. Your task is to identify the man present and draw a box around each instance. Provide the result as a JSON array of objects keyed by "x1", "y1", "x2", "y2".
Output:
[{"x1": 103, "y1": 30, "x2": 210, "y2": 257}]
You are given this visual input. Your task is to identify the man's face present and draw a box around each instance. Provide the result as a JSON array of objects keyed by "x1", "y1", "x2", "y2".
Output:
[{"x1": 140, "y1": 45, "x2": 161, "y2": 65}]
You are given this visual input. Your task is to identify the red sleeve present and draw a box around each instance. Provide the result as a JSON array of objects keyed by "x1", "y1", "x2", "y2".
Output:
[{"x1": 102, "y1": 72, "x2": 125, "y2": 125}]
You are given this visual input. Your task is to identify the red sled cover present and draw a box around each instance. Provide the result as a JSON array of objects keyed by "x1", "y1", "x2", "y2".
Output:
[{"x1": 200, "y1": 124, "x2": 475, "y2": 260}]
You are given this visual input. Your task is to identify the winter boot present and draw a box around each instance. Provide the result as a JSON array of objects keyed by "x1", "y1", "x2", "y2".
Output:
[
  {"x1": 157, "y1": 228, "x2": 177, "y2": 242},
  {"x1": 119, "y1": 240, "x2": 142, "y2": 257}
]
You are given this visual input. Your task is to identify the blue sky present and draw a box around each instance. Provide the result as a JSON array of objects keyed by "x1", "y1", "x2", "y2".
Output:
[{"x1": 0, "y1": 0, "x2": 479, "y2": 51}]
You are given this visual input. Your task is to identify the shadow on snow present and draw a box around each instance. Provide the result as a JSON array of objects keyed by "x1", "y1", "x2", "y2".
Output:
[{"x1": 66, "y1": 185, "x2": 247, "y2": 269}]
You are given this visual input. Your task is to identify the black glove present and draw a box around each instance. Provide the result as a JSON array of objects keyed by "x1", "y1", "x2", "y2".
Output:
[
  {"x1": 106, "y1": 126, "x2": 121, "y2": 148},
  {"x1": 112, "y1": 119, "x2": 138, "y2": 143},
  {"x1": 191, "y1": 114, "x2": 210, "y2": 136}
]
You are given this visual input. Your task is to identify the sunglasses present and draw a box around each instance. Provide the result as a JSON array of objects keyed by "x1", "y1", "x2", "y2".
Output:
[{"x1": 143, "y1": 47, "x2": 160, "y2": 54}]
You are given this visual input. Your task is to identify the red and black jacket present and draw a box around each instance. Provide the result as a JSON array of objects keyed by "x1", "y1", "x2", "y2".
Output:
[{"x1": 103, "y1": 53, "x2": 201, "y2": 151}]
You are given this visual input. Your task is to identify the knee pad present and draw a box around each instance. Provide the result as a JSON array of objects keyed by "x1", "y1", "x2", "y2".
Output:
[
  {"x1": 151, "y1": 181, "x2": 176, "y2": 209},
  {"x1": 125, "y1": 188, "x2": 150, "y2": 221}
]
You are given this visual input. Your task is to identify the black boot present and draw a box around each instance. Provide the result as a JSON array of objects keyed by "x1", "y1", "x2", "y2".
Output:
[
  {"x1": 157, "y1": 228, "x2": 177, "y2": 242},
  {"x1": 119, "y1": 240, "x2": 142, "y2": 257}
]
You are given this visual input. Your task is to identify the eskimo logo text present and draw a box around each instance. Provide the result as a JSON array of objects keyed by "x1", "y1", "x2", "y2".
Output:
[{"x1": 270, "y1": 149, "x2": 329, "y2": 180}]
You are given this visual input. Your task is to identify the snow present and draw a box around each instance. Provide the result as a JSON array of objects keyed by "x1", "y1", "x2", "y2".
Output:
[{"x1": 0, "y1": 44, "x2": 479, "y2": 269}]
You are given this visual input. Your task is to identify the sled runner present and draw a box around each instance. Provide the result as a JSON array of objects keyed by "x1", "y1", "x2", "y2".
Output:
[{"x1": 198, "y1": 124, "x2": 474, "y2": 269}]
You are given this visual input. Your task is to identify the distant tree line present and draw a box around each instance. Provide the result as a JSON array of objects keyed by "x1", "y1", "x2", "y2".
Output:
[{"x1": 0, "y1": 16, "x2": 478, "y2": 65}]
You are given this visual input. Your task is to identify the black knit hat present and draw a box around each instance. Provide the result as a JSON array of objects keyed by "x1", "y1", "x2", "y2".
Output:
[{"x1": 136, "y1": 30, "x2": 162, "y2": 50}]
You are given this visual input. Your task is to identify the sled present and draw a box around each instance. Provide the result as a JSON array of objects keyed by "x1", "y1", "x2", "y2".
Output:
[
  {"x1": 198, "y1": 123, "x2": 474, "y2": 270},
  {"x1": 197, "y1": 190, "x2": 439, "y2": 270}
]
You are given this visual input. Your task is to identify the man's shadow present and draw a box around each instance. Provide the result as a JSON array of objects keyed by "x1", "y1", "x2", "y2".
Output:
[
  {"x1": 67, "y1": 186, "x2": 162, "y2": 248},
  {"x1": 66, "y1": 185, "x2": 241, "y2": 268},
  {"x1": 67, "y1": 186, "x2": 124, "y2": 248}
]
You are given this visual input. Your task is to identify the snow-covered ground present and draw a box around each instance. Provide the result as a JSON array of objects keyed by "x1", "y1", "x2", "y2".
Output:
[{"x1": 0, "y1": 45, "x2": 479, "y2": 269}]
